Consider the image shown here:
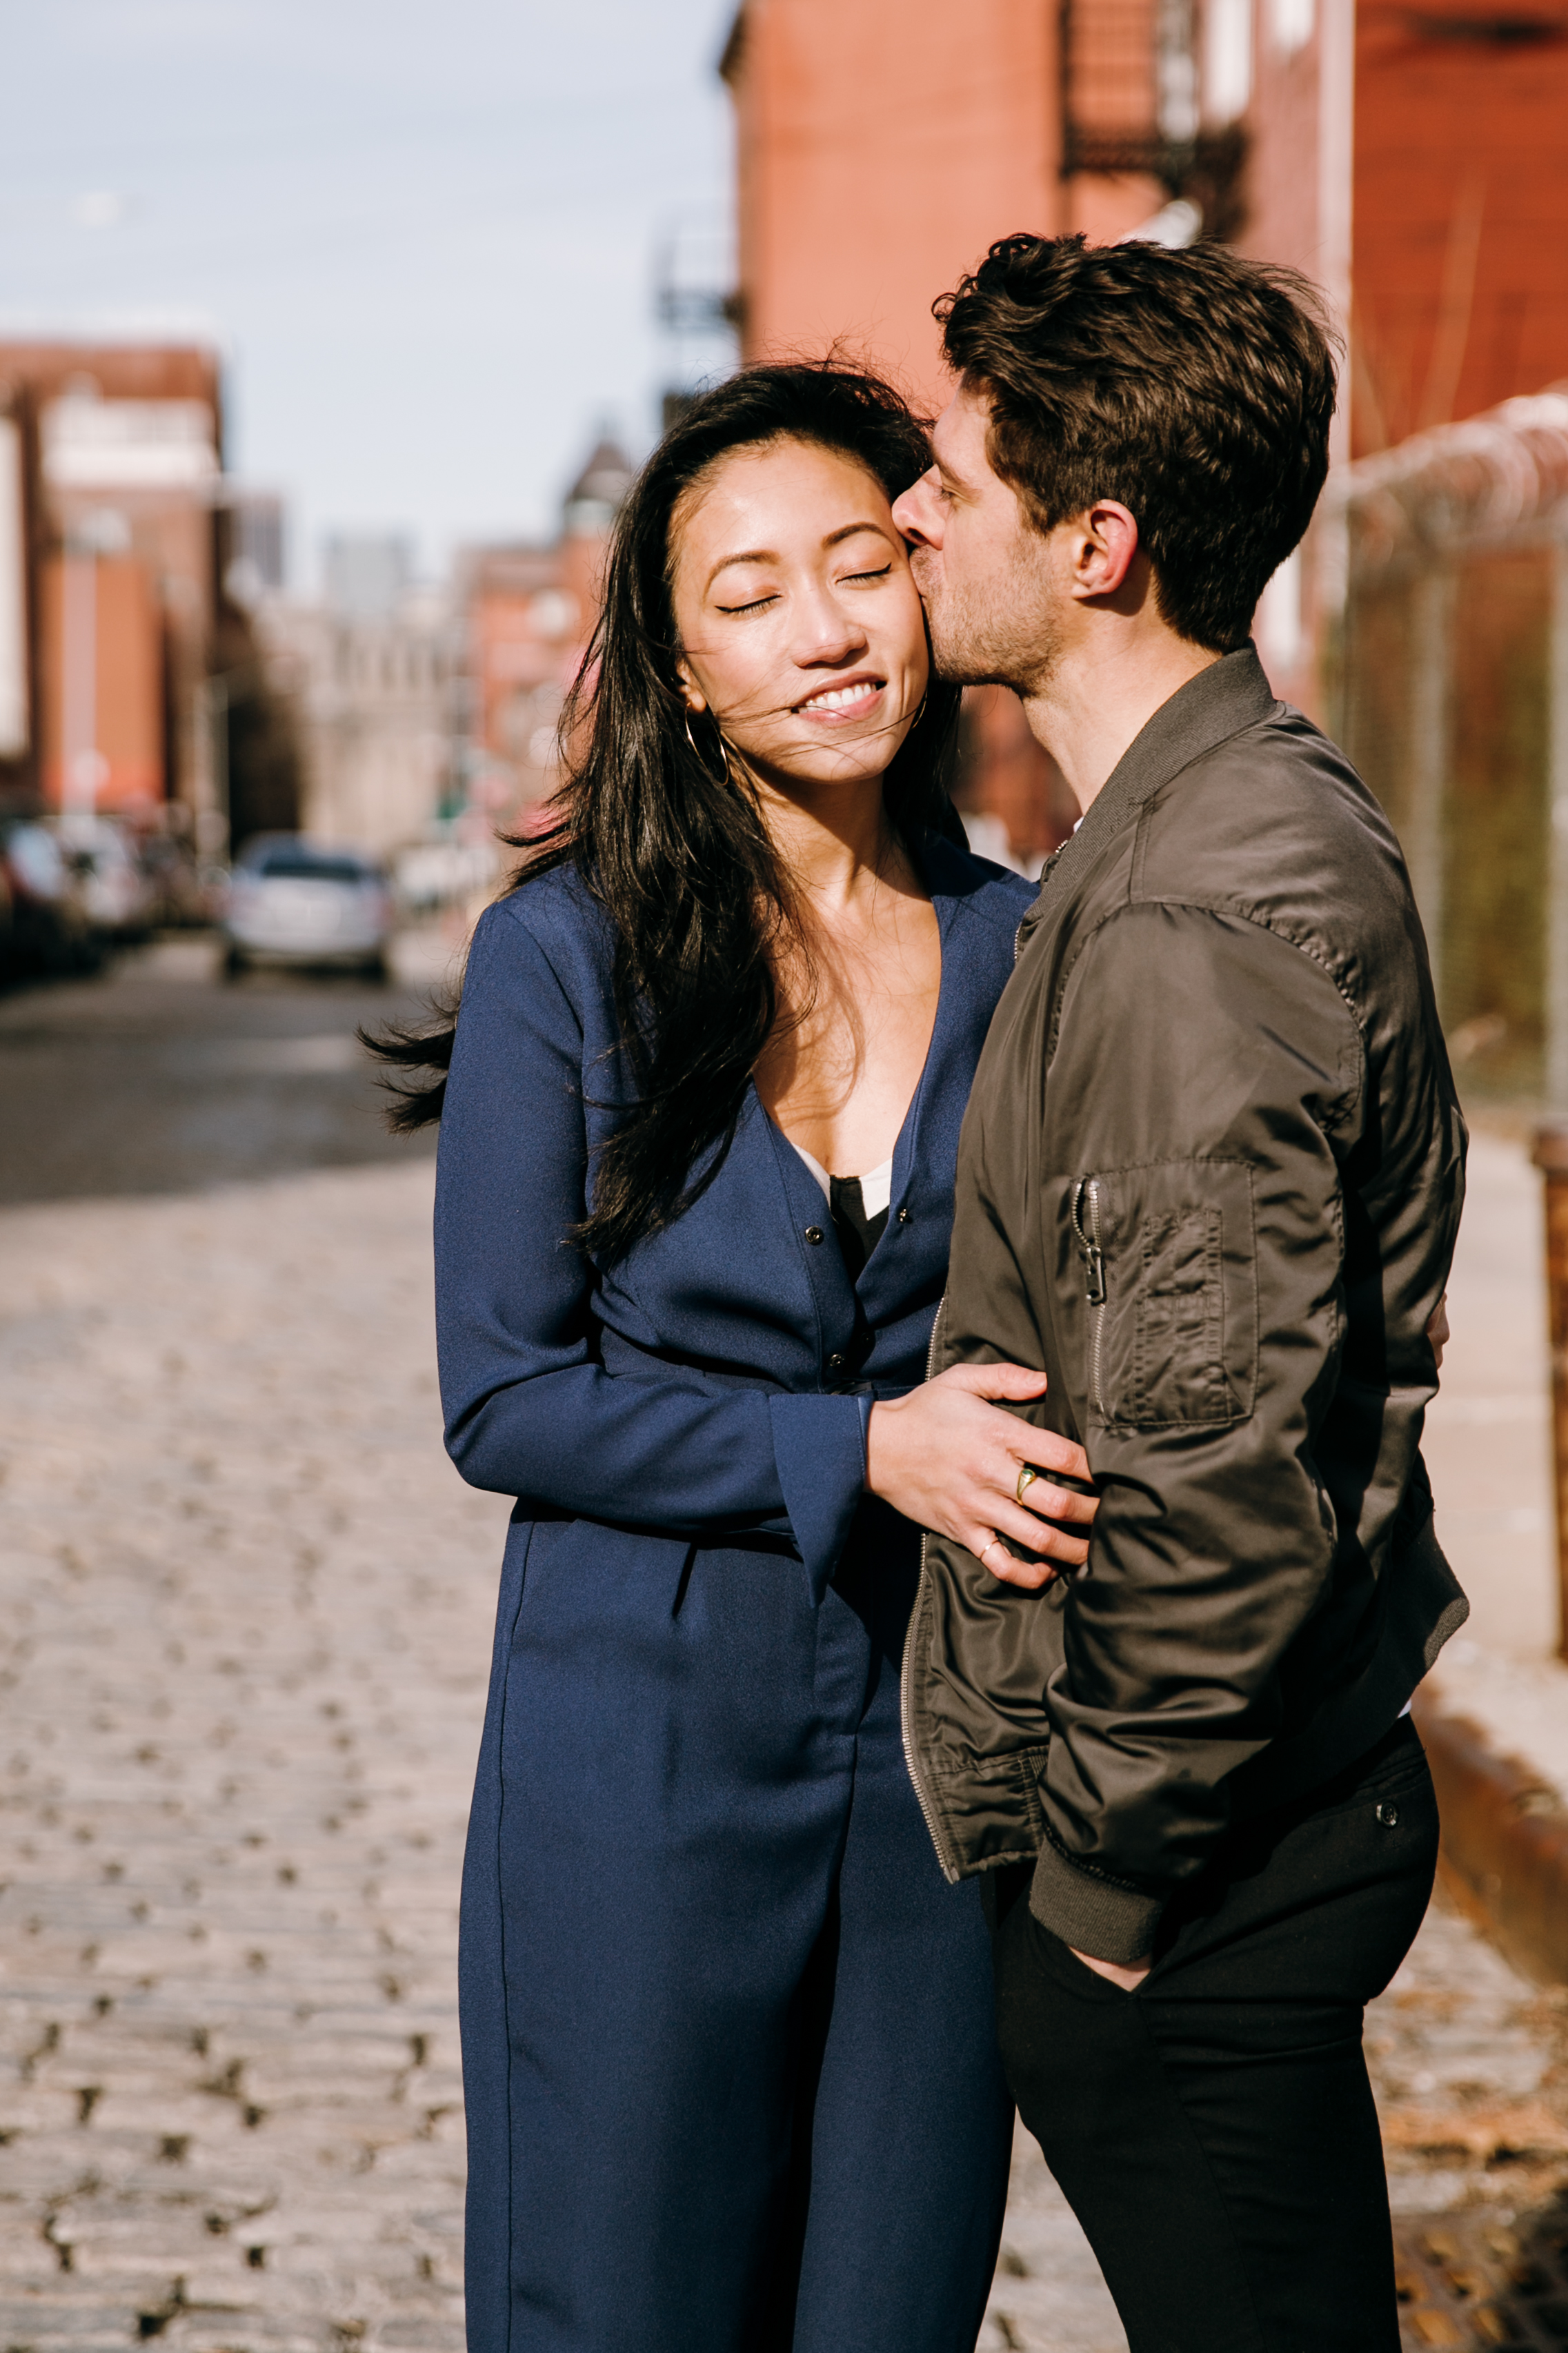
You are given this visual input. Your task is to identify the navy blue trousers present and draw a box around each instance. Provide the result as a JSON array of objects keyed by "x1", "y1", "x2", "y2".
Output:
[{"x1": 459, "y1": 1502, "x2": 1015, "y2": 2352}]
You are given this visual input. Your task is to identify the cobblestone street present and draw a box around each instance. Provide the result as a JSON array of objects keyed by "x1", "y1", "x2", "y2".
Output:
[
  {"x1": 3, "y1": 954, "x2": 1568, "y2": 2350},
  {"x1": 0, "y1": 1163, "x2": 502, "y2": 2348}
]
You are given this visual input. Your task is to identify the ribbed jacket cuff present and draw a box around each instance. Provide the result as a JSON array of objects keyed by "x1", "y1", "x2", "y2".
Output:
[
  {"x1": 1028, "y1": 1840, "x2": 1163, "y2": 1966},
  {"x1": 767, "y1": 1392, "x2": 869, "y2": 1606}
]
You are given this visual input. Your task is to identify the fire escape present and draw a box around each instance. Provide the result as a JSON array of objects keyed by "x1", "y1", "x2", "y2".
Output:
[{"x1": 1060, "y1": 0, "x2": 1248, "y2": 242}]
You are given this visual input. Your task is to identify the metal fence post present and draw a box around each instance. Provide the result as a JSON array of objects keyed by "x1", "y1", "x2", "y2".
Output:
[
  {"x1": 1529, "y1": 1129, "x2": 1568, "y2": 1663},
  {"x1": 1548, "y1": 536, "x2": 1568, "y2": 1116},
  {"x1": 1407, "y1": 563, "x2": 1454, "y2": 1012},
  {"x1": 1534, "y1": 535, "x2": 1568, "y2": 1664}
]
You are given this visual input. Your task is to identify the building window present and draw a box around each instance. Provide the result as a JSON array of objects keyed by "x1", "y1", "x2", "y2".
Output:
[
  {"x1": 1269, "y1": 0, "x2": 1315, "y2": 55},
  {"x1": 1205, "y1": 0, "x2": 1253, "y2": 121},
  {"x1": 1062, "y1": 0, "x2": 1199, "y2": 177}
]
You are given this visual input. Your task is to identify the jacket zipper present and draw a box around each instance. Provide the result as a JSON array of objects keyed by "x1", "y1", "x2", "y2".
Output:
[
  {"x1": 907, "y1": 895, "x2": 1060, "y2": 1880},
  {"x1": 898, "y1": 1296, "x2": 962, "y2": 1883},
  {"x1": 1071, "y1": 1177, "x2": 1107, "y2": 1419}
]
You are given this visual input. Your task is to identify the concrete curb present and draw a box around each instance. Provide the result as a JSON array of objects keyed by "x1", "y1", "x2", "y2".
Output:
[{"x1": 1413, "y1": 1692, "x2": 1568, "y2": 1987}]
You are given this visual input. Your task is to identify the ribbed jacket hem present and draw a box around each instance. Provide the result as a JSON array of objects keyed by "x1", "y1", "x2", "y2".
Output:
[{"x1": 1028, "y1": 1840, "x2": 1163, "y2": 1965}]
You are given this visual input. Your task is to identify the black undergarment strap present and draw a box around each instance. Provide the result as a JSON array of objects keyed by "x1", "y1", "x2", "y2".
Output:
[{"x1": 828, "y1": 1176, "x2": 889, "y2": 1282}]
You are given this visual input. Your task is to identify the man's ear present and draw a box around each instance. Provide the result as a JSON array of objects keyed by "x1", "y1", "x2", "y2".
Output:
[{"x1": 1066, "y1": 501, "x2": 1140, "y2": 602}]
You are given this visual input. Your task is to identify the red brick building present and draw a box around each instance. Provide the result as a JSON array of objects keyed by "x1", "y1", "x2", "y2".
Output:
[
  {"x1": 720, "y1": 0, "x2": 1568, "y2": 856},
  {"x1": 0, "y1": 343, "x2": 224, "y2": 831},
  {"x1": 1244, "y1": 3, "x2": 1568, "y2": 460},
  {"x1": 460, "y1": 440, "x2": 634, "y2": 825}
]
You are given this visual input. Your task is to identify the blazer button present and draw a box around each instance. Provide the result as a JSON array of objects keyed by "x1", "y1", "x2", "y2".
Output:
[
  {"x1": 827, "y1": 1352, "x2": 846, "y2": 1372},
  {"x1": 805, "y1": 1225, "x2": 824, "y2": 1246}
]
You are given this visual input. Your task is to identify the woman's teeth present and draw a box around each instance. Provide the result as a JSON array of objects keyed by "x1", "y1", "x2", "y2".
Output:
[{"x1": 801, "y1": 682, "x2": 880, "y2": 713}]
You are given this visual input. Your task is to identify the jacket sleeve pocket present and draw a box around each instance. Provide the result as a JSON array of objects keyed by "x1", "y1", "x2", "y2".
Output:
[{"x1": 1086, "y1": 1159, "x2": 1257, "y2": 1430}]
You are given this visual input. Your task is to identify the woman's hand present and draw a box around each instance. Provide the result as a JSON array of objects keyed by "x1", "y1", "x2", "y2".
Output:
[{"x1": 866, "y1": 1363, "x2": 1098, "y2": 1588}]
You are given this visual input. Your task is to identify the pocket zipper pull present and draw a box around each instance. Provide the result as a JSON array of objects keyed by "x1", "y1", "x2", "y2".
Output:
[{"x1": 1071, "y1": 1179, "x2": 1106, "y2": 1306}]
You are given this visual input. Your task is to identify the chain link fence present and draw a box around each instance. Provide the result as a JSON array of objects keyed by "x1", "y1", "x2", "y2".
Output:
[{"x1": 1324, "y1": 391, "x2": 1568, "y2": 1107}]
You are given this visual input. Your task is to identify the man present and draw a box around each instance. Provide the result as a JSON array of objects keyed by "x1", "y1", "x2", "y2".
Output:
[{"x1": 889, "y1": 235, "x2": 1469, "y2": 2350}]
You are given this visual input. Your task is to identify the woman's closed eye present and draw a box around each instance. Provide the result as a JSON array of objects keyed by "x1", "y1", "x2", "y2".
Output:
[{"x1": 719, "y1": 565, "x2": 891, "y2": 614}]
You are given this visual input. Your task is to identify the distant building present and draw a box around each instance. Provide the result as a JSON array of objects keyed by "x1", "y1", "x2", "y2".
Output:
[
  {"x1": 255, "y1": 587, "x2": 455, "y2": 859},
  {"x1": 0, "y1": 401, "x2": 26, "y2": 773},
  {"x1": 459, "y1": 437, "x2": 635, "y2": 824},
  {"x1": 562, "y1": 442, "x2": 635, "y2": 544},
  {"x1": 0, "y1": 340, "x2": 224, "y2": 835},
  {"x1": 245, "y1": 439, "x2": 635, "y2": 865},
  {"x1": 461, "y1": 544, "x2": 580, "y2": 818},
  {"x1": 239, "y1": 436, "x2": 633, "y2": 865}
]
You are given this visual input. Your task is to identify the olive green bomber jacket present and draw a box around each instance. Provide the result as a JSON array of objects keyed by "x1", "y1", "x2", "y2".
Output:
[{"x1": 900, "y1": 647, "x2": 1471, "y2": 1965}]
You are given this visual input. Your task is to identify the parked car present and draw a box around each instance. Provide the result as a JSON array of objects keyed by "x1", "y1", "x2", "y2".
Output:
[
  {"x1": 0, "y1": 818, "x2": 103, "y2": 982},
  {"x1": 50, "y1": 816, "x2": 158, "y2": 941},
  {"x1": 222, "y1": 835, "x2": 395, "y2": 978}
]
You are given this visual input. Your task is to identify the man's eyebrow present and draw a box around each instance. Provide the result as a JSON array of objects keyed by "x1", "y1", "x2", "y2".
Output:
[{"x1": 705, "y1": 520, "x2": 890, "y2": 594}]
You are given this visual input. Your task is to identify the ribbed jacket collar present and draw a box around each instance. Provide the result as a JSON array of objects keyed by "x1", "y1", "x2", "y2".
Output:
[{"x1": 1018, "y1": 642, "x2": 1281, "y2": 949}]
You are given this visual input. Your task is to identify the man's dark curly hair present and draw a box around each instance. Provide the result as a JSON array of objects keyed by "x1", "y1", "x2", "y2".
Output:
[{"x1": 936, "y1": 233, "x2": 1340, "y2": 652}]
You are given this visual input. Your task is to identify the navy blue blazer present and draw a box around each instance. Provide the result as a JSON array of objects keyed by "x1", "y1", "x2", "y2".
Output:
[{"x1": 434, "y1": 836, "x2": 1035, "y2": 1602}]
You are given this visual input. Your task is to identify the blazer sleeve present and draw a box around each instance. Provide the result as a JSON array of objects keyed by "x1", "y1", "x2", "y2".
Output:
[
  {"x1": 433, "y1": 897, "x2": 869, "y2": 1597},
  {"x1": 1026, "y1": 901, "x2": 1368, "y2": 1962}
]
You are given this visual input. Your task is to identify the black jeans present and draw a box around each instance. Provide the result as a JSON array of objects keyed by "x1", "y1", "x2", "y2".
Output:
[{"x1": 989, "y1": 1717, "x2": 1439, "y2": 2353}]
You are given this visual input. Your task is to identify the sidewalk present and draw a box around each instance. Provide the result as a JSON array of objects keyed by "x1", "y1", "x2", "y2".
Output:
[
  {"x1": 1414, "y1": 1124, "x2": 1568, "y2": 1999},
  {"x1": 1423, "y1": 1125, "x2": 1560, "y2": 1664}
]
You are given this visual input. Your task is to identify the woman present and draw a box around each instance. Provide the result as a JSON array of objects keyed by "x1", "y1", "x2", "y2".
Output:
[{"x1": 378, "y1": 365, "x2": 1097, "y2": 2353}]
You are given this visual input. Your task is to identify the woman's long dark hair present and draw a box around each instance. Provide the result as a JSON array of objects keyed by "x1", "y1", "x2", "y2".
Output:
[{"x1": 370, "y1": 362, "x2": 962, "y2": 1262}]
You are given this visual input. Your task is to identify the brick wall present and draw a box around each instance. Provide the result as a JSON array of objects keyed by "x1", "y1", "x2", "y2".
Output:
[
  {"x1": 723, "y1": 0, "x2": 1062, "y2": 406},
  {"x1": 1353, "y1": 8, "x2": 1568, "y2": 455}
]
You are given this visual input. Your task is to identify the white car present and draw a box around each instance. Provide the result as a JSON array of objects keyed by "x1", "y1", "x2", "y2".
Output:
[{"x1": 223, "y1": 836, "x2": 394, "y2": 978}]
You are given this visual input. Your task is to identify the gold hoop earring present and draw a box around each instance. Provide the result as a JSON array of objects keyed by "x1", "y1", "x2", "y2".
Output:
[{"x1": 684, "y1": 707, "x2": 729, "y2": 787}]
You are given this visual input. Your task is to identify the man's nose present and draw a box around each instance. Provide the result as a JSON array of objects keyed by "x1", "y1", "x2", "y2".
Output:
[{"x1": 891, "y1": 480, "x2": 935, "y2": 548}]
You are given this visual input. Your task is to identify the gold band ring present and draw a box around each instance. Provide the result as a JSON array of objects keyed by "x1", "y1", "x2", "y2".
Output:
[{"x1": 1015, "y1": 1464, "x2": 1039, "y2": 1507}]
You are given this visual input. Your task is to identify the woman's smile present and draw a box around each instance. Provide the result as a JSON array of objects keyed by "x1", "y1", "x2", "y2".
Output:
[{"x1": 795, "y1": 673, "x2": 886, "y2": 721}]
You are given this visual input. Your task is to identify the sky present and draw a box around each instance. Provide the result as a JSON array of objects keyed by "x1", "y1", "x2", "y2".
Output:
[{"x1": 0, "y1": 0, "x2": 738, "y2": 582}]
